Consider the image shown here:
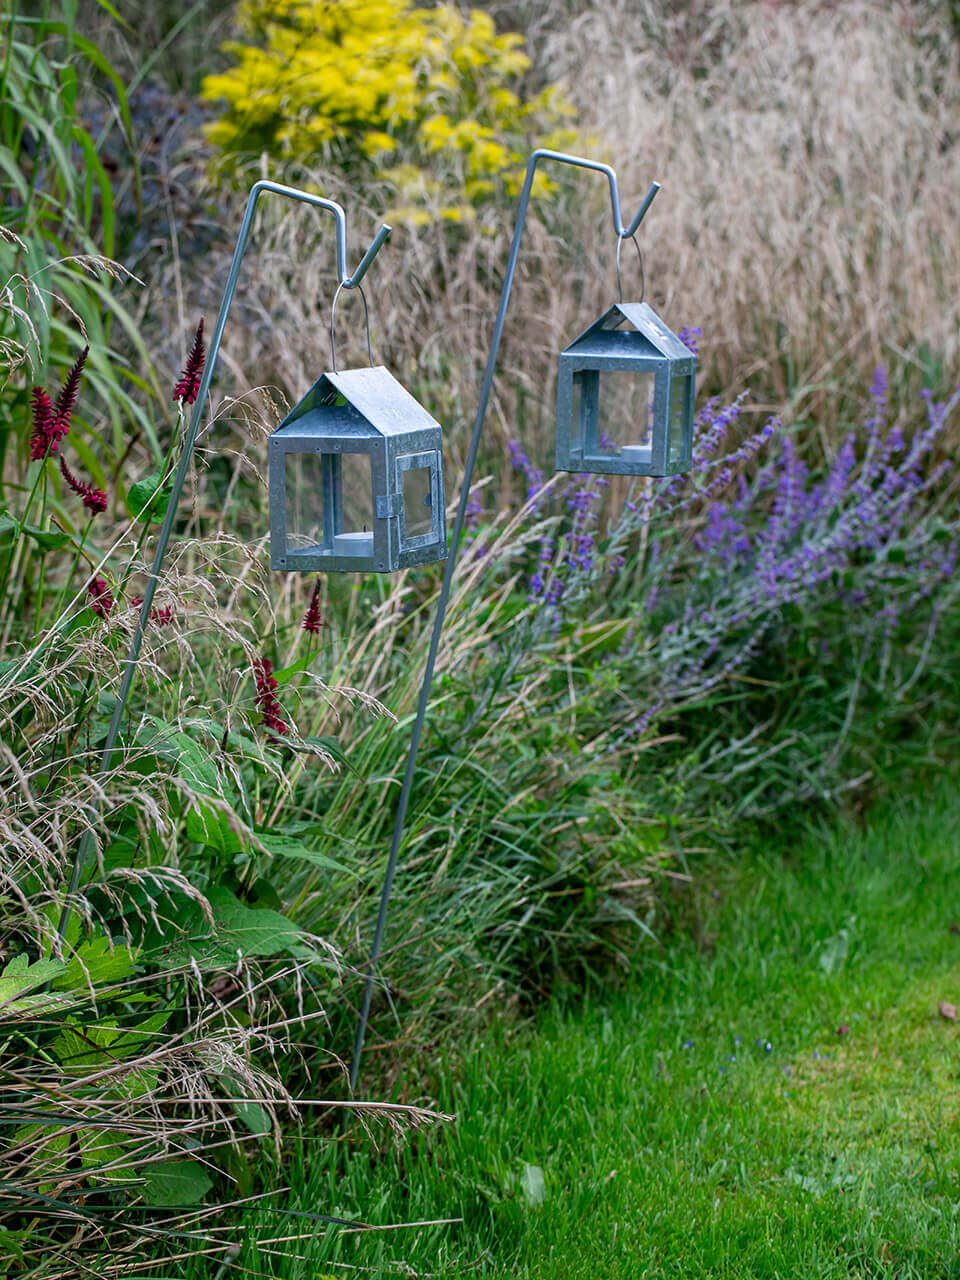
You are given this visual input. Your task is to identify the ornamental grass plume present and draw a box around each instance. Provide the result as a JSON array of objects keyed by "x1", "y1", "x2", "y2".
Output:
[
  {"x1": 173, "y1": 317, "x2": 205, "y2": 404},
  {"x1": 59, "y1": 455, "x2": 107, "y2": 515},
  {"x1": 253, "y1": 656, "x2": 288, "y2": 738}
]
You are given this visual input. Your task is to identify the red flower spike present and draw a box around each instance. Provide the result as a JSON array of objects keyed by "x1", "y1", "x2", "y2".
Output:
[
  {"x1": 88, "y1": 576, "x2": 114, "y2": 619},
  {"x1": 60, "y1": 455, "x2": 107, "y2": 515},
  {"x1": 130, "y1": 595, "x2": 175, "y2": 627},
  {"x1": 29, "y1": 388, "x2": 57, "y2": 460},
  {"x1": 253, "y1": 657, "x2": 289, "y2": 739},
  {"x1": 173, "y1": 318, "x2": 206, "y2": 405},
  {"x1": 302, "y1": 579, "x2": 325, "y2": 634},
  {"x1": 54, "y1": 346, "x2": 89, "y2": 438}
]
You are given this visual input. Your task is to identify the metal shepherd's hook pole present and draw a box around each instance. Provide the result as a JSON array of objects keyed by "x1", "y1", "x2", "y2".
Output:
[
  {"x1": 57, "y1": 182, "x2": 391, "y2": 943},
  {"x1": 350, "y1": 149, "x2": 659, "y2": 1089}
]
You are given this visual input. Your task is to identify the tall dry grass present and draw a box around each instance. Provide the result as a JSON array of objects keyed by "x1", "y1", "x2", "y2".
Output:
[{"x1": 167, "y1": 0, "x2": 957, "y2": 497}]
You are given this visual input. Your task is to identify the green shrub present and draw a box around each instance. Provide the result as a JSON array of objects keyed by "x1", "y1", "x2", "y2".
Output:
[{"x1": 202, "y1": 0, "x2": 576, "y2": 222}]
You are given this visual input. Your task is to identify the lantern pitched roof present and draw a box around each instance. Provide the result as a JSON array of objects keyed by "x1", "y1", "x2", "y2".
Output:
[
  {"x1": 276, "y1": 366, "x2": 441, "y2": 439},
  {"x1": 564, "y1": 302, "x2": 693, "y2": 362}
]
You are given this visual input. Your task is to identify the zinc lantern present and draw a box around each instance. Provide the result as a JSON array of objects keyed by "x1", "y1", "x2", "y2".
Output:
[
  {"x1": 555, "y1": 302, "x2": 696, "y2": 477},
  {"x1": 268, "y1": 366, "x2": 447, "y2": 574}
]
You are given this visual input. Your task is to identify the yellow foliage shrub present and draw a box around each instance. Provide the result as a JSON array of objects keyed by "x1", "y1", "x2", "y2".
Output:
[{"x1": 202, "y1": 0, "x2": 576, "y2": 223}]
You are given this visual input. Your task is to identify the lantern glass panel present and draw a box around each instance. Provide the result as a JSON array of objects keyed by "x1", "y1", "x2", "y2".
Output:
[
  {"x1": 668, "y1": 375, "x2": 690, "y2": 467},
  {"x1": 284, "y1": 452, "x2": 325, "y2": 552},
  {"x1": 402, "y1": 465, "x2": 433, "y2": 541},
  {"x1": 341, "y1": 452, "x2": 374, "y2": 534},
  {"x1": 573, "y1": 369, "x2": 655, "y2": 460}
]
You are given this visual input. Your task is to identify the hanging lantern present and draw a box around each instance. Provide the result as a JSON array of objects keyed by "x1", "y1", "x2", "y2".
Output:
[
  {"x1": 555, "y1": 302, "x2": 696, "y2": 477},
  {"x1": 269, "y1": 367, "x2": 446, "y2": 574}
]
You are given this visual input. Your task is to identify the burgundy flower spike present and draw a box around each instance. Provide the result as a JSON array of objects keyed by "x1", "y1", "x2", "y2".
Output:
[
  {"x1": 60, "y1": 455, "x2": 107, "y2": 516},
  {"x1": 302, "y1": 579, "x2": 325, "y2": 634},
  {"x1": 29, "y1": 346, "x2": 89, "y2": 459},
  {"x1": 173, "y1": 318, "x2": 206, "y2": 405},
  {"x1": 88, "y1": 576, "x2": 114, "y2": 619},
  {"x1": 253, "y1": 657, "x2": 288, "y2": 739}
]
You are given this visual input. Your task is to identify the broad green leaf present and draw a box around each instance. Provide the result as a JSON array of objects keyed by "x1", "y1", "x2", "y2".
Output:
[
  {"x1": 186, "y1": 800, "x2": 245, "y2": 856},
  {"x1": 127, "y1": 465, "x2": 174, "y2": 523},
  {"x1": 256, "y1": 832, "x2": 351, "y2": 876},
  {"x1": 23, "y1": 523, "x2": 71, "y2": 550},
  {"x1": 51, "y1": 936, "x2": 135, "y2": 991},
  {"x1": 0, "y1": 956, "x2": 67, "y2": 1008},
  {"x1": 137, "y1": 717, "x2": 222, "y2": 797},
  {"x1": 154, "y1": 887, "x2": 301, "y2": 970},
  {"x1": 235, "y1": 1100, "x2": 272, "y2": 1136},
  {"x1": 140, "y1": 1160, "x2": 213, "y2": 1208}
]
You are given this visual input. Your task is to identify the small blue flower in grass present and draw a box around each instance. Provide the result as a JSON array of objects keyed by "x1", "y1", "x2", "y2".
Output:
[
  {"x1": 783, "y1": 1066, "x2": 793, "y2": 1078},
  {"x1": 734, "y1": 1036, "x2": 742, "y2": 1047},
  {"x1": 765, "y1": 1042, "x2": 772, "y2": 1053},
  {"x1": 683, "y1": 1039, "x2": 693, "y2": 1050},
  {"x1": 729, "y1": 1054, "x2": 736, "y2": 1062}
]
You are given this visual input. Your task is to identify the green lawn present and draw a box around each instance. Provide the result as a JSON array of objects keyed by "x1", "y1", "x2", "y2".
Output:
[{"x1": 186, "y1": 787, "x2": 960, "y2": 1278}]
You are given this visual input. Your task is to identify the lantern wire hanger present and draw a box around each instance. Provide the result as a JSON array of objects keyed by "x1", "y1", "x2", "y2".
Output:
[
  {"x1": 57, "y1": 181, "x2": 392, "y2": 942},
  {"x1": 350, "y1": 149, "x2": 661, "y2": 1088},
  {"x1": 330, "y1": 280, "x2": 374, "y2": 372},
  {"x1": 616, "y1": 231, "x2": 645, "y2": 305}
]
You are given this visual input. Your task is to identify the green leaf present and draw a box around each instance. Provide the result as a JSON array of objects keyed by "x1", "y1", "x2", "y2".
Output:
[
  {"x1": 186, "y1": 800, "x2": 245, "y2": 856},
  {"x1": 51, "y1": 936, "x2": 135, "y2": 991},
  {"x1": 0, "y1": 956, "x2": 67, "y2": 1008},
  {"x1": 140, "y1": 1160, "x2": 213, "y2": 1208},
  {"x1": 256, "y1": 832, "x2": 352, "y2": 875},
  {"x1": 0, "y1": 514, "x2": 20, "y2": 540},
  {"x1": 235, "y1": 1100, "x2": 272, "y2": 1136},
  {"x1": 127, "y1": 465, "x2": 173, "y2": 523},
  {"x1": 137, "y1": 717, "x2": 222, "y2": 797},
  {"x1": 23, "y1": 523, "x2": 71, "y2": 550},
  {"x1": 154, "y1": 887, "x2": 301, "y2": 970}
]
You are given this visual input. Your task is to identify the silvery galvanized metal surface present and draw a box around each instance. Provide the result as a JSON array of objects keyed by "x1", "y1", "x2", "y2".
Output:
[
  {"x1": 268, "y1": 366, "x2": 446, "y2": 574},
  {"x1": 556, "y1": 301, "x2": 696, "y2": 477}
]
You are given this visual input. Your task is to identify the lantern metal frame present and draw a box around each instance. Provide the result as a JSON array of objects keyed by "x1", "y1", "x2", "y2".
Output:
[
  {"x1": 267, "y1": 367, "x2": 446, "y2": 574},
  {"x1": 556, "y1": 301, "x2": 697, "y2": 477}
]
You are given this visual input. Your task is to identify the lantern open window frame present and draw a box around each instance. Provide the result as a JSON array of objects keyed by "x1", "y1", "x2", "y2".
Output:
[{"x1": 555, "y1": 301, "x2": 696, "y2": 478}]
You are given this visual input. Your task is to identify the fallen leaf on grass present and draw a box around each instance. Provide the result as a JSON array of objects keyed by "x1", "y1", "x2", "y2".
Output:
[{"x1": 938, "y1": 1001, "x2": 956, "y2": 1022}]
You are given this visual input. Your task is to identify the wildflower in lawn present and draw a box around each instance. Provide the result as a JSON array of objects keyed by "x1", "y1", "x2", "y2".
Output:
[
  {"x1": 302, "y1": 579, "x2": 324, "y2": 634},
  {"x1": 59, "y1": 455, "x2": 107, "y2": 515},
  {"x1": 173, "y1": 318, "x2": 205, "y2": 404},
  {"x1": 88, "y1": 576, "x2": 114, "y2": 618},
  {"x1": 253, "y1": 657, "x2": 288, "y2": 738}
]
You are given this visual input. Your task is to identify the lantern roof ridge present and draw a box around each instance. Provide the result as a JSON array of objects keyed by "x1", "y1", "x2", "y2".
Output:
[
  {"x1": 274, "y1": 366, "x2": 442, "y2": 439},
  {"x1": 564, "y1": 301, "x2": 693, "y2": 363},
  {"x1": 323, "y1": 366, "x2": 441, "y2": 437}
]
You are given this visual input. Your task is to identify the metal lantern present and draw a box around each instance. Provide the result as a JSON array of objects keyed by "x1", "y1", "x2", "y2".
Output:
[
  {"x1": 269, "y1": 366, "x2": 446, "y2": 574},
  {"x1": 555, "y1": 302, "x2": 696, "y2": 477}
]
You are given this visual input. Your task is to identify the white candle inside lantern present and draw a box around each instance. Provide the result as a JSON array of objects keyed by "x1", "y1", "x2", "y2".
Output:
[{"x1": 333, "y1": 531, "x2": 374, "y2": 558}]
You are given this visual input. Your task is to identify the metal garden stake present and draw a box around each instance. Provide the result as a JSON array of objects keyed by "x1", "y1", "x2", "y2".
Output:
[
  {"x1": 350, "y1": 149, "x2": 696, "y2": 1089},
  {"x1": 58, "y1": 181, "x2": 393, "y2": 940}
]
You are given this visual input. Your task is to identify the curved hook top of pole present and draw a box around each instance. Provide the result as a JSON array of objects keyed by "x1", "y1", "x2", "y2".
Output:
[
  {"x1": 524, "y1": 148, "x2": 660, "y2": 239},
  {"x1": 244, "y1": 180, "x2": 391, "y2": 286}
]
